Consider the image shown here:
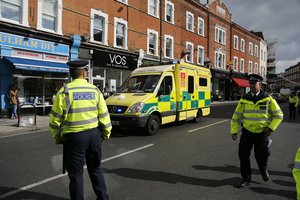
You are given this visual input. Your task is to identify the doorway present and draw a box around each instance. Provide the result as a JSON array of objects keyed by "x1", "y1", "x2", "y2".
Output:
[{"x1": 93, "y1": 78, "x2": 105, "y2": 92}]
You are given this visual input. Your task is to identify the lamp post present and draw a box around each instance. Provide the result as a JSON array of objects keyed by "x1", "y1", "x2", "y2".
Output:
[{"x1": 227, "y1": 62, "x2": 234, "y2": 101}]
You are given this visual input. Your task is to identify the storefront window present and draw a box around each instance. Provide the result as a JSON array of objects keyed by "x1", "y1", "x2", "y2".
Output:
[{"x1": 22, "y1": 78, "x2": 67, "y2": 105}]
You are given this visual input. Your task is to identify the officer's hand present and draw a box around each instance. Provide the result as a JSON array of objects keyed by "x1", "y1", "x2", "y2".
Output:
[
  {"x1": 231, "y1": 133, "x2": 238, "y2": 141},
  {"x1": 263, "y1": 127, "x2": 272, "y2": 137}
]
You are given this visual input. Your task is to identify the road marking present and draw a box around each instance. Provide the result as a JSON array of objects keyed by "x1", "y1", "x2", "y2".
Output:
[
  {"x1": 0, "y1": 129, "x2": 47, "y2": 139},
  {"x1": 0, "y1": 144, "x2": 154, "y2": 199},
  {"x1": 188, "y1": 119, "x2": 229, "y2": 133}
]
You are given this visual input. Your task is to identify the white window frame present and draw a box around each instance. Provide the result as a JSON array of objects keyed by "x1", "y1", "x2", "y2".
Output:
[
  {"x1": 233, "y1": 56, "x2": 238, "y2": 71},
  {"x1": 248, "y1": 42, "x2": 253, "y2": 55},
  {"x1": 254, "y1": 45, "x2": 258, "y2": 57},
  {"x1": 117, "y1": 0, "x2": 128, "y2": 4},
  {"x1": 197, "y1": 17, "x2": 204, "y2": 36},
  {"x1": 186, "y1": 11, "x2": 194, "y2": 32},
  {"x1": 240, "y1": 38, "x2": 245, "y2": 52},
  {"x1": 164, "y1": 34, "x2": 174, "y2": 59},
  {"x1": 248, "y1": 61, "x2": 253, "y2": 74},
  {"x1": 240, "y1": 58, "x2": 244, "y2": 73},
  {"x1": 254, "y1": 63, "x2": 258, "y2": 74},
  {"x1": 215, "y1": 26, "x2": 226, "y2": 45},
  {"x1": 147, "y1": 29, "x2": 159, "y2": 56},
  {"x1": 90, "y1": 9, "x2": 108, "y2": 45},
  {"x1": 165, "y1": 0, "x2": 174, "y2": 24},
  {"x1": 197, "y1": 45, "x2": 204, "y2": 65},
  {"x1": 114, "y1": 17, "x2": 128, "y2": 49},
  {"x1": 185, "y1": 41, "x2": 194, "y2": 63},
  {"x1": 214, "y1": 51, "x2": 226, "y2": 69},
  {"x1": 0, "y1": 0, "x2": 28, "y2": 26},
  {"x1": 37, "y1": 0, "x2": 62, "y2": 35},
  {"x1": 233, "y1": 35, "x2": 239, "y2": 50},
  {"x1": 148, "y1": 0, "x2": 159, "y2": 18}
]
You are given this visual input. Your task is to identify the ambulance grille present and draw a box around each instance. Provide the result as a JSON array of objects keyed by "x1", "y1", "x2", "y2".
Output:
[{"x1": 107, "y1": 105, "x2": 128, "y2": 114}]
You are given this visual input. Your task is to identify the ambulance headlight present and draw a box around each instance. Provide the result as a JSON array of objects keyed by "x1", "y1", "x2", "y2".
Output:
[{"x1": 128, "y1": 102, "x2": 145, "y2": 113}]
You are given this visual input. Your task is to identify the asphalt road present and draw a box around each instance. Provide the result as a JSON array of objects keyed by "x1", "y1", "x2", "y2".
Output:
[{"x1": 0, "y1": 102, "x2": 299, "y2": 200}]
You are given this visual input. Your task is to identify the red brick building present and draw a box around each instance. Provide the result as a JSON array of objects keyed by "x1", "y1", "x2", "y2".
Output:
[{"x1": 0, "y1": 0, "x2": 266, "y2": 114}]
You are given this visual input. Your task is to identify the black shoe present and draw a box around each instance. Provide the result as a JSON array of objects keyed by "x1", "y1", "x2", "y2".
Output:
[
  {"x1": 261, "y1": 170, "x2": 269, "y2": 182},
  {"x1": 235, "y1": 180, "x2": 251, "y2": 188}
]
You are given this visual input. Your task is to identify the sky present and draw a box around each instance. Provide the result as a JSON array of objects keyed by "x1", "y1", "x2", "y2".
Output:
[{"x1": 221, "y1": 0, "x2": 300, "y2": 73}]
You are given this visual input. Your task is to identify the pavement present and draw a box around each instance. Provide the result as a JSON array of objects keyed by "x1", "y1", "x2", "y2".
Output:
[{"x1": 0, "y1": 101, "x2": 237, "y2": 137}]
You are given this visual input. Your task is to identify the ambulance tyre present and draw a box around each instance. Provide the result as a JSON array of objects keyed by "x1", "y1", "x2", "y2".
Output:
[
  {"x1": 145, "y1": 114, "x2": 160, "y2": 135},
  {"x1": 193, "y1": 109, "x2": 202, "y2": 123}
]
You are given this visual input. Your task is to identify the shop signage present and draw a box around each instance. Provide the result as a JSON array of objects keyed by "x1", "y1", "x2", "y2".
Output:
[
  {"x1": 44, "y1": 54, "x2": 68, "y2": 62},
  {"x1": 12, "y1": 49, "x2": 68, "y2": 63},
  {"x1": 0, "y1": 31, "x2": 69, "y2": 56},
  {"x1": 13, "y1": 50, "x2": 42, "y2": 59},
  {"x1": 94, "y1": 50, "x2": 138, "y2": 70}
]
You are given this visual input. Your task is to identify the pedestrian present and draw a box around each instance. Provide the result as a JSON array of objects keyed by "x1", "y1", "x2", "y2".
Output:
[
  {"x1": 289, "y1": 92, "x2": 298, "y2": 120},
  {"x1": 8, "y1": 85, "x2": 19, "y2": 119},
  {"x1": 49, "y1": 60, "x2": 112, "y2": 200},
  {"x1": 293, "y1": 148, "x2": 300, "y2": 200},
  {"x1": 231, "y1": 74, "x2": 283, "y2": 188}
]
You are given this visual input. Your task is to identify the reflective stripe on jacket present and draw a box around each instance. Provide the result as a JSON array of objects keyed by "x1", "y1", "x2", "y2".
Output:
[
  {"x1": 231, "y1": 92, "x2": 283, "y2": 134},
  {"x1": 293, "y1": 148, "x2": 300, "y2": 200},
  {"x1": 49, "y1": 79, "x2": 112, "y2": 143}
]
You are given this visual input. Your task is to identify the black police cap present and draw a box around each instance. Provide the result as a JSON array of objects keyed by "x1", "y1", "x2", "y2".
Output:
[
  {"x1": 67, "y1": 60, "x2": 88, "y2": 70},
  {"x1": 248, "y1": 74, "x2": 263, "y2": 83}
]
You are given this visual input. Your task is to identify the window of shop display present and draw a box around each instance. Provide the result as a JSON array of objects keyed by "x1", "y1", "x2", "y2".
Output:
[{"x1": 22, "y1": 78, "x2": 67, "y2": 105}]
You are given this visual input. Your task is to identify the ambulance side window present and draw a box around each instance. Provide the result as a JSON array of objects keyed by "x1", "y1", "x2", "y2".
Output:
[
  {"x1": 188, "y1": 76, "x2": 194, "y2": 93},
  {"x1": 158, "y1": 76, "x2": 173, "y2": 95},
  {"x1": 199, "y1": 78, "x2": 207, "y2": 86}
]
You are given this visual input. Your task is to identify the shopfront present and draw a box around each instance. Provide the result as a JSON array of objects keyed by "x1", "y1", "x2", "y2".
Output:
[
  {"x1": 0, "y1": 31, "x2": 69, "y2": 115},
  {"x1": 92, "y1": 49, "x2": 138, "y2": 93},
  {"x1": 211, "y1": 68, "x2": 249, "y2": 101}
]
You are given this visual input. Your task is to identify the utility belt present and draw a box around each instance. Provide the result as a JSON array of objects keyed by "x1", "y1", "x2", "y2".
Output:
[{"x1": 242, "y1": 127, "x2": 264, "y2": 135}]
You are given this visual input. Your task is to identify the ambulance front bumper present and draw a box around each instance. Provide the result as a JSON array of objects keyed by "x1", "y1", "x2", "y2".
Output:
[{"x1": 110, "y1": 115, "x2": 148, "y2": 128}]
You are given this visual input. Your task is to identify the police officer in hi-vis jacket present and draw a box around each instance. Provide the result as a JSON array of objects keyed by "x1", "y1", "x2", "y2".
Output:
[
  {"x1": 231, "y1": 74, "x2": 283, "y2": 188},
  {"x1": 293, "y1": 148, "x2": 300, "y2": 200},
  {"x1": 49, "y1": 60, "x2": 112, "y2": 200}
]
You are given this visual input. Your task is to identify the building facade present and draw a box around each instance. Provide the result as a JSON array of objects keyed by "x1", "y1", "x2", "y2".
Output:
[{"x1": 0, "y1": 0, "x2": 266, "y2": 115}]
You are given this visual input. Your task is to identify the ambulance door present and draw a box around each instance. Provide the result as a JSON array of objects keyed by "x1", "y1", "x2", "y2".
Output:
[
  {"x1": 157, "y1": 73, "x2": 176, "y2": 124},
  {"x1": 186, "y1": 69, "x2": 197, "y2": 119}
]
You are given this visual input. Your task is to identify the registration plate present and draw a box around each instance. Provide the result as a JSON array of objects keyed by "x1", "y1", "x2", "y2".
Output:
[{"x1": 111, "y1": 120, "x2": 120, "y2": 126}]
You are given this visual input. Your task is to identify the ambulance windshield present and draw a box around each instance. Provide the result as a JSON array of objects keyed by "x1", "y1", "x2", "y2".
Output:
[{"x1": 119, "y1": 75, "x2": 161, "y2": 93}]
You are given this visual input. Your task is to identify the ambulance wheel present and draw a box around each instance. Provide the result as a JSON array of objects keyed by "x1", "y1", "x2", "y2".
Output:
[
  {"x1": 193, "y1": 109, "x2": 202, "y2": 123},
  {"x1": 145, "y1": 114, "x2": 160, "y2": 135}
]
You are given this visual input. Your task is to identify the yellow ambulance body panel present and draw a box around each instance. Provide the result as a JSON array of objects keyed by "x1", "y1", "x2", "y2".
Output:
[{"x1": 106, "y1": 61, "x2": 211, "y2": 135}]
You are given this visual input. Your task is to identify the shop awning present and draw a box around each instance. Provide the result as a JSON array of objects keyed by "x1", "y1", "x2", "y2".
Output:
[
  {"x1": 4, "y1": 57, "x2": 69, "y2": 73},
  {"x1": 232, "y1": 78, "x2": 250, "y2": 88}
]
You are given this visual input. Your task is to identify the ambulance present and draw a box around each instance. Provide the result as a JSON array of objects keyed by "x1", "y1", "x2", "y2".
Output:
[{"x1": 105, "y1": 61, "x2": 211, "y2": 135}]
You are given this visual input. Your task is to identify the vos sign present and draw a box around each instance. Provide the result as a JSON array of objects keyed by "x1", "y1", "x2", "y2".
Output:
[{"x1": 94, "y1": 50, "x2": 138, "y2": 70}]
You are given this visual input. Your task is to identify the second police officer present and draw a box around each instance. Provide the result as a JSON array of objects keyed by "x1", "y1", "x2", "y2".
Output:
[{"x1": 231, "y1": 74, "x2": 283, "y2": 188}]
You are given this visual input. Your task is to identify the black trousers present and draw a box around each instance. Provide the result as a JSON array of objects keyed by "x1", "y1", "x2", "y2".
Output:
[
  {"x1": 238, "y1": 128, "x2": 270, "y2": 182},
  {"x1": 64, "y1": 128, "x2": 109, "y2": 200},
  {"x1": 289, "y1": 103, "x2": 296, "y2": 119}
]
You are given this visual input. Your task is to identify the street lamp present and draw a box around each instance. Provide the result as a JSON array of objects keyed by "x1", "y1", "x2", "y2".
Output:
[{"x1": 227, "y1": 62, "x2": 234, "y2": 101}]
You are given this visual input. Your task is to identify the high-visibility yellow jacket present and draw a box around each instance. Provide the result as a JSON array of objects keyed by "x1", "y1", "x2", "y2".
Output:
[
  {"x1": 231, "y1": 91, "x2": 283, "y2": 134},
  {"x1": 289, "y1": 96, "x2": 299, "y2": 107},
  {"x1": 49, "y1": 79, "x2": 112, "y2": 143},
  {"x1": 293, "y1": 148, "x2": 300, "y2": 200}
]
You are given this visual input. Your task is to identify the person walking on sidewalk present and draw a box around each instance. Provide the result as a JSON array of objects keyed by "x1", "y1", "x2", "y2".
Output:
[
  {"x1": 289, "y1": 92, "x2": 299, "y2": 120},
  {"x1": 49, "y1": 60, "x2": 112, "y2": 200},
  {"x1": 230, "y1": 74, "x2": 283, "y2": 188},
  {"x1": 9, "y1": 85, "x2": 19, "y2": 119}
]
